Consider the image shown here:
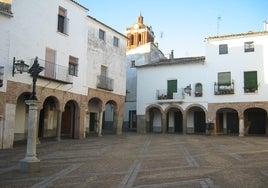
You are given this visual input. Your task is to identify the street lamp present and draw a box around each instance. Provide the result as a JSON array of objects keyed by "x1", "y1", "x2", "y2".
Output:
[
  {"x1": 12, "y1": 57, "x2": 29, "y2": 76},
  {"x1": 184, "y1": 84, "x2": 192, "y2": 96},
  {"x1": 28, "y1": 57, "x2": 44, "y2": 100},
  {"x1": 19, "y1": 56, "x2": 44, "y2": 173}
]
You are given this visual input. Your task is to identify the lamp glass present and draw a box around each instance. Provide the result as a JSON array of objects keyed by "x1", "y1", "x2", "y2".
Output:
[{"x1": 15, "y1": 61, "x2": 29, "y2": 73}]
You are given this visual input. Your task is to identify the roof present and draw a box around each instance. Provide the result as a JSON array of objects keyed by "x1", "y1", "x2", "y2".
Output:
[
  {"x1": 87, "y1": 15, "x2": 127, "y2": 39},
  {"x1": 69, "y1": 0, "x2": 89, "y2": 11},
  {"x1": 206, "y1": 31, "x2": 268, "y2": 41},
  {"x1": 0, "y1": 2, "x2": 13, "y2": 17},
  {"x1": 135, "y1": 56, "x2": 205, "y2": 68}
]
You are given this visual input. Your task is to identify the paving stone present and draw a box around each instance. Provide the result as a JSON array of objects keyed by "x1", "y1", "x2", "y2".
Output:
[{"x1": 0, "y1": 134, "x2": 268, "y2": 187}]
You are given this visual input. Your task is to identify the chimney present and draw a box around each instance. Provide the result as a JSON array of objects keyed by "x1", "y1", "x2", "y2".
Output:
[{"x1": 170, "y1": 50, "x2": 174, "y2": 59}]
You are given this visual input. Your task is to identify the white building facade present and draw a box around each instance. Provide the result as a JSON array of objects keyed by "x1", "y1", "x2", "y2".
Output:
[
  {"x1": 136, "y1": 30, "x2": 268, "y2": 136},
  {"x1": 0, "y1": 0, "x2": 126, "y2": 148}
]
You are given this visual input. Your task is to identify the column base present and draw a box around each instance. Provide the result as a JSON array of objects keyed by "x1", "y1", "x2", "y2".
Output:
[{"x1": 20, "y1": 157, "x2": 40, "y2": 173}]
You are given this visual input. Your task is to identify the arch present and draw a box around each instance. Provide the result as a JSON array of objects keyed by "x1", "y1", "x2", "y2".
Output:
[
  {"x1": 87, "y1": 97, "x2": 103, "y2": 136},
  {"x1": 145, "y1": 105, "x2": 164, "y2": 133},
  {"x1": 244, "y1": 107, "x2": 267, "y2": 135},
  {"x1": 14, "y1": 92, "x2": 31, "y2": 142},
  {"x1": 165, "y1": 106, "x2": 183, "y2": 133},
  {"x1": 130, "y1": 35, "x2": 134, "y2": 45},
  {"x1": 103, "y1": 100, "x2": 118, "y2": 134},
  {"x1": 61, "y1": 100, "x2": 80, "y2": 139},
  {"x1": 138, "y1": 34, "x2": 142, "y2": 45},
  {"x1": 186, "y1": 106, "x2": 207, "y2": 134},
  {"x1": 216, "y1": 108, "x2": 239, "y2": 135},
  {"x1": 39, "y1": 96, "x2": 60, "y2": 139}
]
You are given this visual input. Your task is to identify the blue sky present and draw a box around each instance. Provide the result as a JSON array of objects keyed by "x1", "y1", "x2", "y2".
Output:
[{"x1": 76, "y1": 0, "x2": 267, "y2": 57}]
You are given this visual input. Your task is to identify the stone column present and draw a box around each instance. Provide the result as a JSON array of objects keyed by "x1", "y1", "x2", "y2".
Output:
[
  {"x1": 56, "y1": 110, "x2": 62, "y2": 141},
  {"x1": 162, "y1": 114, "x2": 167, "y2": 133},
  {"x1": 20, "y1": 100, "x2": 41, "y2": 173},
  {"x1": 113, "y1": 111, "x2": 118, "y2": 134},
  {"x1": 182, "y1": 113, "x2": 187, "y2": 135},
  {"x1": 98, "y1": 111, "x2": 103, "y2": 136},
  {"x1": 239, "y1": 118, "x2": 244, "y2": 136}
]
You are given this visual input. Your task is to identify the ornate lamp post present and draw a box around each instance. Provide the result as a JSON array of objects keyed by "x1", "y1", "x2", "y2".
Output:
[{"x1": 20, "y1": 57, "x2": 44, "y2": 173}]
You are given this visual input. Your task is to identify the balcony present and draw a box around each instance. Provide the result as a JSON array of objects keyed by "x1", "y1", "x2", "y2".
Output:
[
  {"x1": 97, "y1": 75, "x2": 114, "y2": 91},
  {"x1": 36, "y1": 59, "x2": 73, "y2": 84},
  {"x1": 214, "y1": 81, "x2": 234, "y2": 95},
  {"x1": 156, "y1": 88, "x2": 184, "y2": 103}
]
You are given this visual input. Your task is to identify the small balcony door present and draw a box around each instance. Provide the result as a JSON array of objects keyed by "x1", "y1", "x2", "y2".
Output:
[
  {"x1": 167, "y1": 80, "x2": 177, "y2": 99},
  {"x1": 45, "y1": 48, "x2": 56, "y2": 78}
]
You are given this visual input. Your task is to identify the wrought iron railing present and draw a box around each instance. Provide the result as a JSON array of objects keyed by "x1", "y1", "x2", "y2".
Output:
[
  {"x1": 33, "y1": 58, "x2": 73, "y2": 83},
  {"x1": 214, "y1": 81, "x2": 234, "y2": 95},
  {"x1": 97, "y1": 75, "x2": 114, "y2": 91},
  {"x1": 156, "y1": 88, "x2": 184, "y2": 100}
]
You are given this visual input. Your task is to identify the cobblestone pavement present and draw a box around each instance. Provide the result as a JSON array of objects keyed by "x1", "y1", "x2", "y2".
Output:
[{"x1": 1, "y1": 133, "x2": 268, "y2": 188}]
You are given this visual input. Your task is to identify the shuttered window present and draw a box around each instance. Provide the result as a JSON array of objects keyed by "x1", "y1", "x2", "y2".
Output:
[
  {"x1": 167, "y1": 80, "x2": 177, "y2": 99},
  {"x1": 244, "y1": 71, "x2": 257, "y2": 93},
  {"x1": 218, "y1": 72, "x2": 231, "y2": 85}
]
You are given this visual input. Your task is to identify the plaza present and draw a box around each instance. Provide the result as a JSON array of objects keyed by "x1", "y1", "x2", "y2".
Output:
[{"x1": 0, "y1": 133, "x2": 268, "y2": 187}]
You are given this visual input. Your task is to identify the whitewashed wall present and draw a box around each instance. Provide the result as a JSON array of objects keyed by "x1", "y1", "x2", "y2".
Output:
[
  {"x1": 6, "y1": 0, "x2": 89, "y2": 95},
  {"x1": 87, "y1": 16, "x2": 126, "y2": 96},
  {"x1": 137, "y1": 32, "x2": 268, "y2": 116}
]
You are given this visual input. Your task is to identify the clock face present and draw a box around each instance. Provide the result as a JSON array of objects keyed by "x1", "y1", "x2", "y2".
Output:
[{"x1": 134, "y1": 24, "x2": 139, "y2": 29}]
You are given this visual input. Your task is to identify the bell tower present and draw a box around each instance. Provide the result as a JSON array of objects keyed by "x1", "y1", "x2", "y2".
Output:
[{"x1": 125, "y1": 14, "x2": 155, "y2": 51}]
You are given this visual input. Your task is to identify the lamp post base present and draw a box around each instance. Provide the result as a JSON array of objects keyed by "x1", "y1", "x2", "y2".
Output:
[{"x1": 20, "y1": 157, "x2": 40, "y2": 173}]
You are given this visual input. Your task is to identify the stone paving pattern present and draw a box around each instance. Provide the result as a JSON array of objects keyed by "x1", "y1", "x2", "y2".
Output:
[{"x1": 0, "y1": 133, "x2": 268, "y2": 187}]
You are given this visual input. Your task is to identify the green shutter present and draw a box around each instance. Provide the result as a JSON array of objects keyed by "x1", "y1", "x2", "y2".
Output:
[
  {"x1": 244, "y1": 71, "x2": 257, "y2": 91},
  {"x1": 167, "y1": 80, "x2": 177, "y2": 99}
]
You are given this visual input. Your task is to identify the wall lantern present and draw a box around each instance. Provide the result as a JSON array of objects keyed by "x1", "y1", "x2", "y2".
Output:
[
  {"x1": 184, "y1": 84, "x2": 192, "y2": 96},
  {"x1": 0, "y1": 66, "x2": 4, "y2": 87},
  {"x1": 12, "y1": 57, "x2": 29, "y2": 76}
]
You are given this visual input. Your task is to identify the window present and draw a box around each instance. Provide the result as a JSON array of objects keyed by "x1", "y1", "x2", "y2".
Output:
[
  {"x1": 215, "y1": 72, "x2": 234, "y2": 95},
  {"x1": 195, "y1": 83, "x2": 202, "y2": 97},
  {"x1": 101, "y1": 65, "x2": 108, "y2": 77},
  {"x1": 57, "y1": 7, "x2": 69, "y2": 34},
  {"x1": 99, "y1": 29, "x2": 105, "y2": 40},
  {"x1": 218, "y1": 72, "x2": 231, "y2": 85},
  {"x1": 244, "y1": 71, "x2": 257, "y2": 93},
  {"x1": 69, "y1": 56, "x2": 78, "y2": 76},
  {"x1": 219, "y1": 44, "x2": 228, "y2": 55},
  {"x1": 131, "y1": 60, "x2": 135, "y2": 68},
  {"x1": 244, "y1": 41, "x2": 254, "y2": 52},
  {"x1": 113, "y1": 36, "x2": 119, "y2": 47}
]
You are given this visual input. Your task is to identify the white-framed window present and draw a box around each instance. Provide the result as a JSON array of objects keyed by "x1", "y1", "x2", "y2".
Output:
[{"x1": 244, "y1": 41, "x2": 254, "y2": 52}]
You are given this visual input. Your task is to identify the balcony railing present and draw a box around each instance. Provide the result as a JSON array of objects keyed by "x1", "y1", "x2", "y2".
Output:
[
  {"x1": 97, "y1": 75, "x2": 114, "y2": 91},
  {"x1": 156, "y1": 88, "x2": 184, "y2": 101},
  {"x1": 34, "y1": 58, "x2": 73, "y2": 84},
  {"x1": 214, "y1": 81, "x2": 234, "y2": 95}
]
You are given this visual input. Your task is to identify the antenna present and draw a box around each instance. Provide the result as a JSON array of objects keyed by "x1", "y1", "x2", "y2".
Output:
[{"x1": 217, "y1": 16, "x2": 221, "y2": 35}]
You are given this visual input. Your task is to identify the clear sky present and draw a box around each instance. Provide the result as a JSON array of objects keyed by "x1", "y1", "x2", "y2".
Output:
[{"x1": 76, "y1": 0, "x2": 267, "y2": 57}]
